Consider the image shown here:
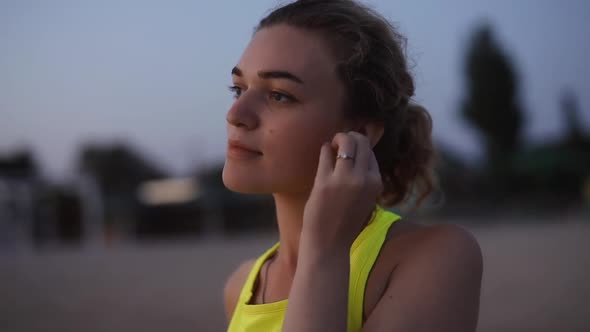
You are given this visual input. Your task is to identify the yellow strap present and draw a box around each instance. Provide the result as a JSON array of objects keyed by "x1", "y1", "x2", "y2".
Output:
[
  {"x1": 231, "y1": 206, "x2": 401, "y2": 332},
  {"x1": 237, "y1": 243, "x2": 280, "y2": 305},
  {"x1": 348, "y1": 206, "x2": 400, "y2": 331}
]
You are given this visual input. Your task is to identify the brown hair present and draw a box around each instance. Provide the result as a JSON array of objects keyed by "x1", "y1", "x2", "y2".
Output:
[{"x1": 257, "y1": 0, "x2": 436, "y2": 208}]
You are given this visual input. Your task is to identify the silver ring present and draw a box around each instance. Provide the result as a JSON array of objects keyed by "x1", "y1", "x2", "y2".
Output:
[{"x1": 336, "y1": 153, "x2": 355, "y2": 161}]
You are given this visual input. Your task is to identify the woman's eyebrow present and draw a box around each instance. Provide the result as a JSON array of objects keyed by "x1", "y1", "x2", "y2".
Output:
[
  {"x1": 258, "y1": 70, "x2": 304, "y2": 84},
  {"x1": 231, "y1": 66, "x2": 304, "y2": 84}
]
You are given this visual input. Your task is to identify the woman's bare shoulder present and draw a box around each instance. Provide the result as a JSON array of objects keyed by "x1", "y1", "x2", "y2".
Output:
[
  {"x1": 223, "y1": 259, "x2": 257, "y2": 321},
  {"x1": 363, "y1": 222, "x2": 483, "y2": 331},
  {"x1": 384, "y1": 220, "x2": 481, "y2": 264},
  {"x1": 407, "y1": 223, "x2": 481, "y2": 264},
  {"x1": 372, "y1": 220, "x2": 482, "y2": 295}
]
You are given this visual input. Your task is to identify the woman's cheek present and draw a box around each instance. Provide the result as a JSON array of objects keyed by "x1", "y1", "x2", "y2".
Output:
[{"x1": 269, "y1": 126, "x2": 321, "y2": 175}]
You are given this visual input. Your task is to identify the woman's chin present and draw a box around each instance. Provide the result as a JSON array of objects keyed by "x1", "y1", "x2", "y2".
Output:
[{"x1": 222, "y1": 167, "x2": 266, "y2": 194}]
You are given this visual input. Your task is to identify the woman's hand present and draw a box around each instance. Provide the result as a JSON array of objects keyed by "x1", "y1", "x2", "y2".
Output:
[
  {"x1": 283, "y1": 131, "x2": 382, "y2": 332},
  {"x1": 284, "y1": 132, "x2": 483, "y2": 332},
  {"x1": 300, "y1": 131, "x2": 383, "y2": 259}
]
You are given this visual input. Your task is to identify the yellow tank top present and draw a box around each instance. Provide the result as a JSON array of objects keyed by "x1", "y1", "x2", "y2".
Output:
[{"x1": 227, "y1": 205, "x2": 401, "y2": 332}]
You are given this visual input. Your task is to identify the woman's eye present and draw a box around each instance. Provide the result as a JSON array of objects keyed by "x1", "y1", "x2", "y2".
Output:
[
  {"x1": 228, "y1": 86, "x2": 242, "y2": 99},
  {"x1": 269, "y1": 91, "x2": 295, "y2": 103}
]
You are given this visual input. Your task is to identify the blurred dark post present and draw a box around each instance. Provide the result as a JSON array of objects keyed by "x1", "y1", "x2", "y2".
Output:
[
  {"x1": 0, "y1": 151, "x2": 40, "y2": 249},
  {"x1": 76, "y1": 172, "x2": 105, "y2": 246},
  {"x1": 52, "y1": 187, "x2": 83, "y2": 244}
]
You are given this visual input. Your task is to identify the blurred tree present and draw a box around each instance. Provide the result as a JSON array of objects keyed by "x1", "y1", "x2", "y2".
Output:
[
  {"x1": 433, "y1": 145, "x2": 484, "y2": 216},
  {"x1": 561, "y1": 89, "x2": 585, "y2": 145},
  {"x1": 0, "y1": 150, "x2": 39, "y2": 178},
  {"x1": 195, "y1": 164, "x2": 275, "y2": 233},
  {"x1": 77, "y1": 142, "x2": 165, "y2": 195},
  {"x1": 461, "y1": 24, "x2": 524, "y2": 181},
  {"x1": 76, "y1": 142, "x2": 167, "y2": 231},
  {"x1": 511, "y1": 90, "x2": 590, "y2": 204}
]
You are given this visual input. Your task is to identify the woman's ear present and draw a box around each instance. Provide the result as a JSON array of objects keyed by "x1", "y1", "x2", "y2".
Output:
[{"x1": 360, "y1": 121, "x2": 384, "y2": 148}]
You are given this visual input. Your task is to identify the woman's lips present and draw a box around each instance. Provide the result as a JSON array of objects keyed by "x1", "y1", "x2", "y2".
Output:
[{"x1": 227, "y1": 140, "x2": 262, "y2": 160}]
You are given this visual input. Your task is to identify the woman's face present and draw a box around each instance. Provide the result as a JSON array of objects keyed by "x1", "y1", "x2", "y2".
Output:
[{"x1": 222, "y1": 24, "x2": 350, "y2": 195}]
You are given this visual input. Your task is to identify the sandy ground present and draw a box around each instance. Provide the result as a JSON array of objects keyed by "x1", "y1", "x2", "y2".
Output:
[{"x1": 1, "y1": 221, "x2": 589, "y2": 332}]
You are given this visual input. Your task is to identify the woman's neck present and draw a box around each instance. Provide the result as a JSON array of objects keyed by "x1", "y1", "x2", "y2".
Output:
[{"x1": 272, "y1": 191, "x2": 309, "y2": 271}]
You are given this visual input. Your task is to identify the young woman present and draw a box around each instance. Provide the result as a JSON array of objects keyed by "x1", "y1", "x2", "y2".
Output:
[{"x1": 222, "y1": 1, "x2": 483, "y2": 331}]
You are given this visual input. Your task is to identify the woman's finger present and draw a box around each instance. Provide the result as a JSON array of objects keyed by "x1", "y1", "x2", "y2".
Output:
[
  {"x1": 331, "y1": 132, "x2": 357, "y2": 174},
  {"x1": 368, "y1": 145, "x2": 380, "y2": 176},
  {"x1": 347, "y1": 131, "x2": 371, "y2": 173},
  {"x1": 315, "y1": 142, "x2": 335, "y2": 180}
]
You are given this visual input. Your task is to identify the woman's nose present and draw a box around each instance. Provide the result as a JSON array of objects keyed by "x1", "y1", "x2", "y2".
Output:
[{"x1": 226, "y1": 93, "x2": 259, "y2": 130}]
